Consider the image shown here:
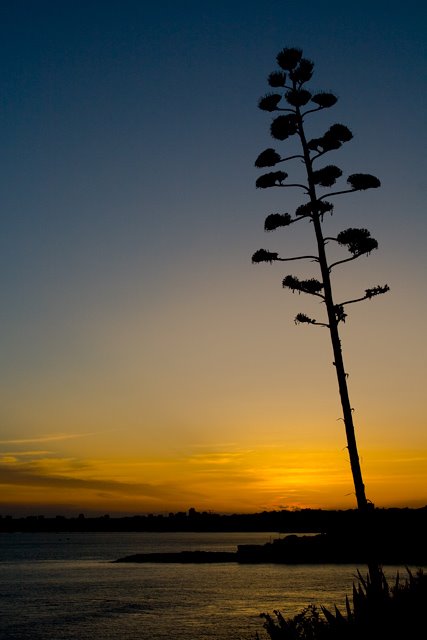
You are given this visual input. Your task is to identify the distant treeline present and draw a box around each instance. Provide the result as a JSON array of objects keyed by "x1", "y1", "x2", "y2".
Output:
[{"x1": 0, "y1": 506, "x2": 426, "y2": 533}]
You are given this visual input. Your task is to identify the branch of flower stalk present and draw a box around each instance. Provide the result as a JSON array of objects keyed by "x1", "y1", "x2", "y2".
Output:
[
  {"x1": 276, "y1": 255, "x2": 319, "y2": 262},
  {"x1": 329, "y1": 253, "x2": 368, "y2": 271},
  {"x1": 264, "y1": 213, "x2": 308, "y2": 230},
  {"x1": 301, "y1": 105, "x2": 326, "y2": 117},
  {"x1": 273, "y1": 183, "x2": 309, "y2": 190},
  {"x1": 338, "y1": 285, "x2": 390, "y2": 307},
  {"x1": 292, "y1": 214, "x2": 312, "y2": 224},
  {"x1": 319, "y1": 188, "x2": 358, "y2": 199},
  {"x1": 277, "y1": 154, "x2": 305, "y2": 163},
  {"x1": 311, "y1": 149, "x2": 335, "y2": 162},
  {"x1": 294, "y1": 312, "x2": 329, "y2": 328},
  {"x1": 251, "y1": 249, "x2": 319, "y2": 264}
]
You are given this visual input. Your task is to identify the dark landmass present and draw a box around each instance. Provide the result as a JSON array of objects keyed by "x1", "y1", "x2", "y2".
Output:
[
  {"x1": 235, "y1": 529, "x2": 427, "y2": 565},
  {"x1": 2, "y1": 507, "x2": 425, "y2": 564},
  {"x1": 115, "y1": 550, "x2": 237, "y2": 563},
  {"x1": 115, "y1": 529, "x2": 427, "y2": 566},
  {"x1": 1, "y1": 506, "x2": 426, "y2": 535}
]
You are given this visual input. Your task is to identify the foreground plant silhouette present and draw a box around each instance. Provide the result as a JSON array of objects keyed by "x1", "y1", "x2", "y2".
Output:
[
  {"x1": 256, "y1": 568, "x2": 426, "y2": 639},
  {"x1": 252, "y1": 47, "x2": 389, "y2": 513}
]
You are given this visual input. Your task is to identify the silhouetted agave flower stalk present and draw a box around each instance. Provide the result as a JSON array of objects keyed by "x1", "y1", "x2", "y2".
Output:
[
  {"x1": 285, "y1": 88, "x2": 312, "y2": 107},
  {"x1": 312, "y1": 164, "x2": 343, "y2": 187},
  {"x1": 308, "y1": 125, "x2": 353, "y2": 155},
  {"x1": 347, "y1": 173, "x2": 381, "y2": 190},
  {"x1": 294, "y1": 313, "x2": 317, "y2": 325},
  {"x1": 282, "y1": 275, "x2": 324, "y2": 295},
  {"x1": 328, "y1": 123, "x2": 353, "y2": 141},
  {"x1": 365, "y1": 284, "x2": 390, "y2": 298},
  {"x1": 337, "y1": 228, "x2": 378, "y2": 255},
  {"x1": 258, "y1": 93, "x2": 282, "y2": 111},
  {"x1": 268, "y1": 71, "x2": 287, "y2": 87},
  {"x1": 255, "y1": 148, "x2": 282, "y2": 168},
  {"x1": 252, "y1": 249, "x2": 279, "y2": 263},
  {"x1": 270, "y1": 114, "x2": 298, "y2": 140},
  {"x1": 276, "y1": 47, "x2": 302, "y2": 70},
  {"x1": 295, "y1": 200, "x2": 334, "y2": 218},
  {"x1": 255, "y1": 171, "x2": 288, "y2": 189},
  {"x1": 251, "y1": 46, "x2": 389, "y2": 517},
  {"x1": 290, "y1": 58, "x2": 314, "y2": 83},
  {"x1": 264, "y1": 213, "x2": 292, "y2": 231},
  {"x1": 311, "y1": 91, "x2": 338, "y2": 107}
]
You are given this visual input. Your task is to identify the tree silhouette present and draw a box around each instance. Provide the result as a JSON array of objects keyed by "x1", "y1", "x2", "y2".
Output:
[{"x1": 252, "y1": 47, "x2": 389, "y2": 513}]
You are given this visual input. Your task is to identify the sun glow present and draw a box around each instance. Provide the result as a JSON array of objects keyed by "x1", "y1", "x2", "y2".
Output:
[{"x1": 1, "y1": 437, "x2": 425, "y2": 516}]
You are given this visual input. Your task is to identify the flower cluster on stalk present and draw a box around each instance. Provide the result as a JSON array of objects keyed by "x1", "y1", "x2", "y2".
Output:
[{"x1": 252, "y1": 46, "x2": 389, "y2": 327}]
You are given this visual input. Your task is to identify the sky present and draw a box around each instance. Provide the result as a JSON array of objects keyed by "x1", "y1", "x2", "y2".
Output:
[{"x1": 1, "y1": 0, "x2": 426, "y2": 516}]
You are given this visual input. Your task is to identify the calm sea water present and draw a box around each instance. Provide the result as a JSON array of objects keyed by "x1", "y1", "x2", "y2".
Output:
[{"x1": 0, "y1": 531, "x2": 403, "y2": 639}]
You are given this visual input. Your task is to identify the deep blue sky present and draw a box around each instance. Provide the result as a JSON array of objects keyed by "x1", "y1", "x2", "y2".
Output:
[
  {"x1": 1, "y1": 0, "x2": 425, "y2": 340},
  {"x1": 1, "y1": 1, "x2": 426, "y2": 514}
]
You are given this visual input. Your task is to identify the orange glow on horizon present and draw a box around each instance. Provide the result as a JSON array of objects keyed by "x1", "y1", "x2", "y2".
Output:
[{"x1": 1, "y1": 442, "x2": 425, "y2": 516}]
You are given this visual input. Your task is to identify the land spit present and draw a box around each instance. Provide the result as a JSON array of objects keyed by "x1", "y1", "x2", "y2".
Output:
[{"x1": 114, "y1": 532, "x2": 427, "y2": 565}]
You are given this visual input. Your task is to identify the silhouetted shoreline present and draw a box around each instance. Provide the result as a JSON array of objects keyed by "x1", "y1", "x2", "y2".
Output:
[
  {"x1": 2, "y1": 507, "x2": 426, "y2": 564},
  {"x1": 114, "y1": 529, "x2": 427, "y2": 566},
  {"x1": 1, "y1": 506, "x2": 426, "y2": 535}
]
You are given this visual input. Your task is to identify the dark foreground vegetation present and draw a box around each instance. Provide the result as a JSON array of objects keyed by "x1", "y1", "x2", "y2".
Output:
[{"x1": 257, "y1": 566, "x2": 427, "y2": 639}]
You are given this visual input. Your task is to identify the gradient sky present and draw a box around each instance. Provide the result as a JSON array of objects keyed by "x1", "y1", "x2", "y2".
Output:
[{"x1": 1, "y1": 0, "x2": 426, "y2": 516}]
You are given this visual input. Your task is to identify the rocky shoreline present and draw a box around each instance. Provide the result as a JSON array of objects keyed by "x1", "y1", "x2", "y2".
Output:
[{"x1": 114, "y1": 532, "x2": 427, "y2": 565}]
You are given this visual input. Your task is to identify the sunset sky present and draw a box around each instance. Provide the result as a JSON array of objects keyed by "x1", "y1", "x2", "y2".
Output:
[{"x1": 1, "y1": 0, "x2": 426, "y2": 516}]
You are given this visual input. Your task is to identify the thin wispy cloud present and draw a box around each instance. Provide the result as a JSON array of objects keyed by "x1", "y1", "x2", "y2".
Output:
[
  {"x1": 0, "y1": 432, "x2": 104, "y2": 445},
  {"x1": 0, "y1": 450, "x2": 53, "y2": 457},
  {"x1": 0, "y1": 460, "x2": 181, "y2": 499}
]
